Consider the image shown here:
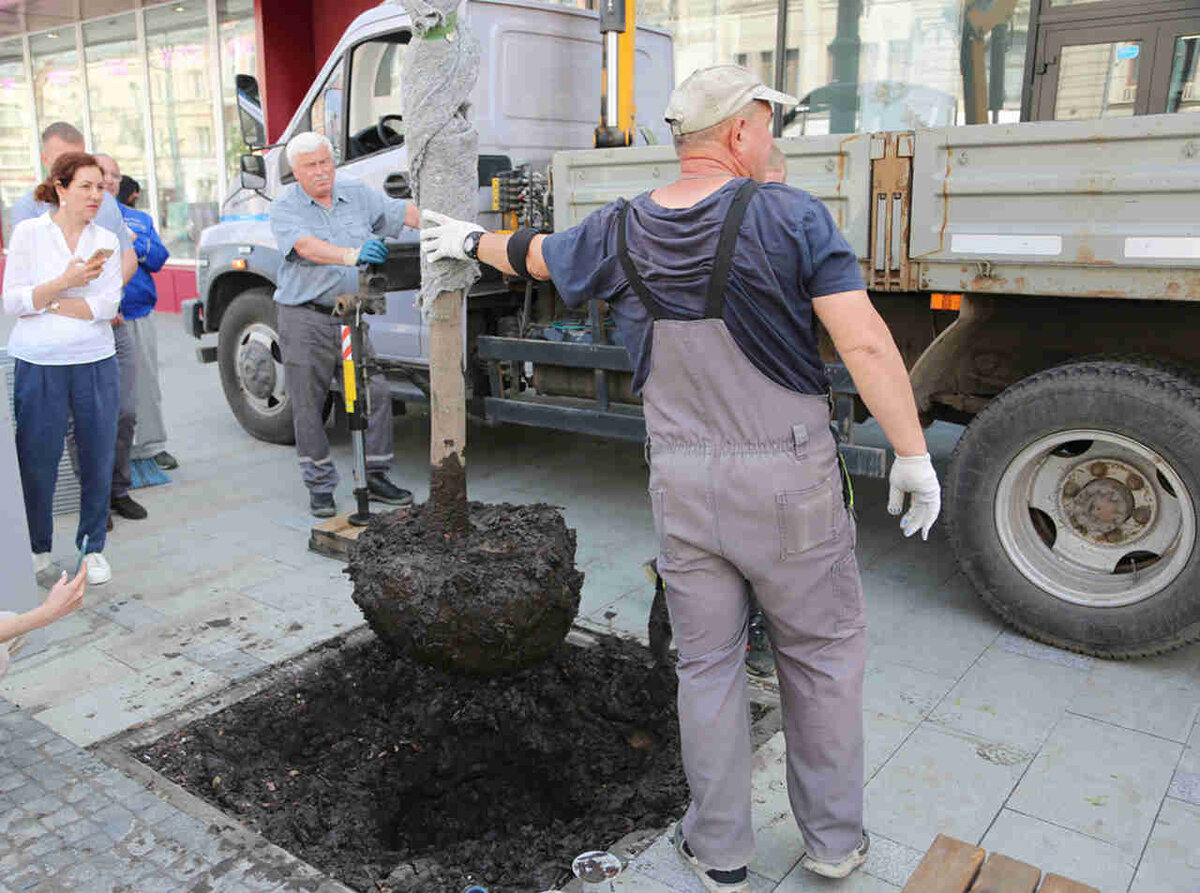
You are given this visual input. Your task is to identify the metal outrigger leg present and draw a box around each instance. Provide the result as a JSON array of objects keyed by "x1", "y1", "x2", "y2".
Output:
[{"x1": 334, "y1": 267, "x2": 388, "y2": 528}]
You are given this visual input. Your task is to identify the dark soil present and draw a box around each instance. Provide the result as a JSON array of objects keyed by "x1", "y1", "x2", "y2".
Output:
[
  {"x1": 349, "y1": 501, "x2": 584, "y2": 675},
  {"x1": 138, "y1": 634, "x2": 688, "y2": 893},
  {"x1": 427, "y1": 453, "x2": 468, "y2": 536}
]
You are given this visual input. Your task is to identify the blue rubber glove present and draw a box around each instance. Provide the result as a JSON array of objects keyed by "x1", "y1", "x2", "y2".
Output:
[{"x1": 356, "y1": 240, "x2": 389, "y2": 265}]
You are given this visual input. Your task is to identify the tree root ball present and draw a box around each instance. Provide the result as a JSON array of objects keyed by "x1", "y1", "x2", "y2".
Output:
[{"x1": 348, "y1": 502, "x2": 584, "y2": 675}]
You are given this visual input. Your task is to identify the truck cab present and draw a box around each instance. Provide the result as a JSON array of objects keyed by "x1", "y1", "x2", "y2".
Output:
[{"x1": 187, "y1": 0, "x2": 671, "y2": 444}]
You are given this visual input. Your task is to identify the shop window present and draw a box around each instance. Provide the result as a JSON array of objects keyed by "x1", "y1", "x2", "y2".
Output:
[
  {"x1": 0, "y1": 38, "x2": 35, "y2": 247},
  {"x1": 30, "y1": 29, "x2": 82, "y2": 163},
  {"x1": 84, "y1": 13, "x2": 149, "y2": 197},
  {"x1": 345, "y1": 32, "x2": 409, "y2": 161},
  {"x1": 146, "y1": 2, "x2": 219, "y2": 259},
  {"x1": 218, "y1": 0, "x2": 257, "y2": 190}
]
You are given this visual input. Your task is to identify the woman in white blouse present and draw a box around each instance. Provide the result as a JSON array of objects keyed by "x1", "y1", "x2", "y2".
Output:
[{"x1": 3, "y1": 152, "x2": 123, "y2": 585}]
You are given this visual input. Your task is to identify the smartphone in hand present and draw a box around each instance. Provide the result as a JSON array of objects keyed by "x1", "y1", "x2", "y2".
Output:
[
  {"x1": 86, "y1": 248, "x2": 113, "y2": 264},
  {"x1": 73, "y1": 535, "x2": 89, "y2": 576}
]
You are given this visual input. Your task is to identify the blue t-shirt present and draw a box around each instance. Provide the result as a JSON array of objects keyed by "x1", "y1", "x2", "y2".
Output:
[
  {"x1": 119, "y1": 203, "x2": 169, "y2": 320},
  {"x1": 540, "y1": 179, "x2": 865, "y2": 395}
]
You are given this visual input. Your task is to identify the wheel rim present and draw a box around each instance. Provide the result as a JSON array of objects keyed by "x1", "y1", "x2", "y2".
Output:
[
  {"x1": 995, "y1": 429, "x2": 1195, "y2": 607},
  {"x1": 234, "y1": 321, "x2": 289, "y2": 418}
]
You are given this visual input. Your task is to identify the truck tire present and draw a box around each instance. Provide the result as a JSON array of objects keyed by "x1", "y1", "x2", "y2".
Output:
[
  {"x1": 945, "y1": 360, "x2": 1200, "y2": 658},
  {"x1": 217, "y1": 288, "x2": 295, "y2": 445}
]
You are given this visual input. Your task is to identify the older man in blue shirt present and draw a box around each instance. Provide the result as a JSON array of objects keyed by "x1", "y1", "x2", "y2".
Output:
[{"x1": 269, "y1": 131, "x2": 419, "y2": 517}]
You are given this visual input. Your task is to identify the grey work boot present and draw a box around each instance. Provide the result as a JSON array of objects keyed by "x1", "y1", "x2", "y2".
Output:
[
  {"x1": 310, "y1": 491, "x2": 336, "y2": 518},
  {"x1": 799, "y1": 831, "x2": 869, "y2": 879},
  {"x1": 671, "y1": 822, "x2": 750, "y2": 893},
  {"x1": 745, "y1": 613, "x2": 775, "y2": 677}
]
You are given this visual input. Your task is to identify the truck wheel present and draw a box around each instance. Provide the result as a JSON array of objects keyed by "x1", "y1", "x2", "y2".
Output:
[
  {"x1": 217, "y1": 288, "x2": 294, "y2": 445},
  {"x1": 945, "y1": 360, "x2": 1200, "y2": 658}
]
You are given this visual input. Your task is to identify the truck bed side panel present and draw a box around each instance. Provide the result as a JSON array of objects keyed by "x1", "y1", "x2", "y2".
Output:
[{"x1": 910, "y1": 114, "x2": 1200, "y2": 301}]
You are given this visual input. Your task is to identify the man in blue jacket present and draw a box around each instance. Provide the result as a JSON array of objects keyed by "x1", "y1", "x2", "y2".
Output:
[{"x1": 107, "y1": 172, "x2": 170, "y2": 517}]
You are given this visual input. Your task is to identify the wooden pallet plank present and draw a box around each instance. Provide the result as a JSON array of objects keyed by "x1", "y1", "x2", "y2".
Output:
[
  {"x1": 901, "y1": 835, "x2": 985, "y2": 893},
  {"x1": 309, "y1": 508, "x2": 402, "y2": 561},
  {"x1": 1039, "y1": 875, "x2": 1100, "y2": 893},
  {"x1": 969, "y1": 853, "x2": 1041, "y2": 893}
]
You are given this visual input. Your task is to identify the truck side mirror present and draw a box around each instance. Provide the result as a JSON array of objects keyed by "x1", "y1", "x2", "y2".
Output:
[
  {"x1": 235, "y1": 74, "x2": 267, "y2": 149},
  {"x1": 240, "y1": 154, "x2": 267, "y2": 192}
]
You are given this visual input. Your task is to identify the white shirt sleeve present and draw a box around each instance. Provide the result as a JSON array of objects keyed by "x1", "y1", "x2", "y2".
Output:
[
  {"x1": 83, "y1": 239, "x2": 123, "y2": 321},
  {"x1": 1, "y1": 222, "x2": 39, "y2": 317}
]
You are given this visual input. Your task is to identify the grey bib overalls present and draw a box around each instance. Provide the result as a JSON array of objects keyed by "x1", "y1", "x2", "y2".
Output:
[{"x1": 620, "y1": 180, "x2": 866, "y2": 869}]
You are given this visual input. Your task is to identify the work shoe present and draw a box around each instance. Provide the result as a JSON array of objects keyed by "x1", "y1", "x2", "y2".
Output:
[
  {"x1": 745, "y1": 613, "x2": 775, "y2": 677},
  {"x1": 671, "y1": 822, "x2": 750, "y2": 892},
  {"x1": 153, "y1": 450, "x2": 179, "y2": 470},
  {"x1": 111, "y1": 494, "x2": 148, "y2": 520},
  {"x1": 367, "y1": 472, "x2": 413, "y2": 506},
  {"x1": 310, "y1": 491, "x2": 337, "y2": 518},
  {"x1": 800, "y1": 831, "x2": 870, "y2": 879},
  {"x1": 86, "y1": 552, "x2": 112, "y2": 586}
]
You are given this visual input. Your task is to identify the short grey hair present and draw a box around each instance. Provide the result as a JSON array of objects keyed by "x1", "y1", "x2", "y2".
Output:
[
  {"x1": 671, "y1": 101, "x2": 760, "y2": 155},
  {"x1": 286, "y1": 132, "x2": 334, "y2": 166}
]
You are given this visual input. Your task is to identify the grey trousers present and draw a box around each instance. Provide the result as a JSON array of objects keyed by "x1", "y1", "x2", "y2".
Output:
[
  {"x1": 645, "y1": 320, "x2": 866, "y2": 871},
  {"x1": 128, "y1": 314, "x2": 167, "y2": 460},
  {"x1": 276, "y1": 302, "x2": 393, "y2": 493},
  {"x1": 110, "y1": 322, "x2": 138, "y2": 500}
]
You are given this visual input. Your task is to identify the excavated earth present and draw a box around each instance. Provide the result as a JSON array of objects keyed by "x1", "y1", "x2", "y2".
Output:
[
  {"x1": 138, "y1": 634, "x2": 689, "y2": 893},
  {"x1": 348, "y1": 501, "x2": 584, "y2": 675}
]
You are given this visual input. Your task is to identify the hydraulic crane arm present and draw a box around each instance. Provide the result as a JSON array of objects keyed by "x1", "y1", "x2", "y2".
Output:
[{"x1": 596, "y1": 0, "x2": 637, "y2": 148}]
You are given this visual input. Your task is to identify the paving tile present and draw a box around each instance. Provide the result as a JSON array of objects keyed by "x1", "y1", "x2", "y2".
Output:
[
  {"x1": 861, "y1": 573, "x2": 1002, "y2": 679},
  {"x1": 612, "y1": 869, "x2": 680, "y2": 892},
  {"x1": 862, "y1": 660, "x2": 957, "y2": 724},
  {"x1": 928, "y1": 646, "x2": 1088, "y2": 753},
  {"x1": 777, "y1": 862, "x2": 899, "y2": 890},
  {"x1": 1167, "y1": 741, "x2": 1200, "y2": 807},
  {"x1": 1129, "y1": 797, "x2": 1200, "y2": 893},
  {"x1": 32, "y1": 657, "x2": 228, "y2": 747},
  {"x1": 858, "y1": 833, "x2": 924, "y2": 887},
  {"x1": 995, "y1": 631, "x2": 1096, "y2": 671},
  {"x1": 1069, "y1": 648, "x2": 1200, "y2": 743},
  {"x1": 862, "y1": 724, "x2": 1028, "y2": 853},
  {"x1": 0, "y1": 647, "x2": 135, "y2": 715},
  {"x1": 748, "y1": 731, "x2": 803, "y2": 881},
  {"x1": 863, "y1": 711, "x2": 916, "y2": 781},
  {"x1": 1008, "y1": 712, "x2": 1181, "y2": 860},
  {"x1": 981, "y1": 808, "x2": 1134, "y2": 893},
  {"x1": 97, "y1": 597, "x2": 170, "y2": 632}
]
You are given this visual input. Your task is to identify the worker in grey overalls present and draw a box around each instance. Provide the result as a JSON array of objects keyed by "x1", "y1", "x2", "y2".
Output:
[{"x1": 419, "y1": 65, "x2": 941, "y2": 890}]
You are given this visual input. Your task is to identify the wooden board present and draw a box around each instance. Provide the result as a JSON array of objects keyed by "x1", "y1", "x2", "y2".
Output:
[
  {"x1": 901, "y1": 835, "x2": 985, "y2": 893},
  {"x1": 1039, "y1": 875, "x2": 1100, "y2": 893},
  {"x1": 309, "y1": 507, "x2": 405, "y2": 561},
  {"x1": 969, "y1": 853, "x2": 1040, "y2": 893}
]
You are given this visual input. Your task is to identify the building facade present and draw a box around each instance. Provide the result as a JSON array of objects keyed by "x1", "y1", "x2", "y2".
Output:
[{"x1": 1, "y1": 0, "x2": 1195, "y2": 306}]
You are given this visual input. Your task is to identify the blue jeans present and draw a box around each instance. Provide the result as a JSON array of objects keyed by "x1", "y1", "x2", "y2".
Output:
[{"x1": 13, "y1": 356, "x2": 119, "y2": 555}]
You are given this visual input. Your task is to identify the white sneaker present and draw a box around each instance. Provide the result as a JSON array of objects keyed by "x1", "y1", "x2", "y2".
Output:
[
  {"x1": 800, "y1": 831, "x2": 870, "y2": 879},
  {"x1": 86, "y1": 552, "x2": 112, "y2": 585},
  {"x1": 32, "y1": 552, "x2": 53, "y2": 575}
]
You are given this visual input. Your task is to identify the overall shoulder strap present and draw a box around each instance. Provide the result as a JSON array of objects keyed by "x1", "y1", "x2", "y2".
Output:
[
  {"x1": 704, "y1": 179, "x2": 759, "y2": 319},
  {"x1": 617, "y1": 200, "x2": 672, "y2": 321}
]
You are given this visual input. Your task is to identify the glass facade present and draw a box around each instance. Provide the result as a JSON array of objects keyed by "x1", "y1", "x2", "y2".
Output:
[
  {"x1": 642, "y1": 0, "x2": 1031, "y2": 136},
  {"x1": 2, "y1": 0, "x2": 256, "y2": 258},
  {"x1": 0, "y1": 39, "x2": 34, "y2": 248}
]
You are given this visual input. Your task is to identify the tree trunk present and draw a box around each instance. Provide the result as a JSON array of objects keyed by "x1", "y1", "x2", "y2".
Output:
[{"x1": 427, "y1": 289, "x2": 468, "y2": 535}]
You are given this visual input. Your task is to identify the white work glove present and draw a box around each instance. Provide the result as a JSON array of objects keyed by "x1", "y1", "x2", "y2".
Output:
[
  {"x1": 419, "y1": 209, "x2": 483, "y2": 263},
  {"x1": 887, "y1": 453, "x2": 941, "y2": 540}
]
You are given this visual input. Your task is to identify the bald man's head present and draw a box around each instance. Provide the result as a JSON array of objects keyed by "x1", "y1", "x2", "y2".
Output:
[{"x1": 93, "y1": 153, "x2": 120, "y2": 197}]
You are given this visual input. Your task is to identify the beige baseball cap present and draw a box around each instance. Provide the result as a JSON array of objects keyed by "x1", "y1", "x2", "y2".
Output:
[{"x1": 665, "y1": 64, "x2": 798, "y2": 137}]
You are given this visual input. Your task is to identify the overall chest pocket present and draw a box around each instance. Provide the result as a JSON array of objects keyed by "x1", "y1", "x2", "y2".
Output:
[{"x1": 776, "y1": 475, "x2": 838, "y2": 559}]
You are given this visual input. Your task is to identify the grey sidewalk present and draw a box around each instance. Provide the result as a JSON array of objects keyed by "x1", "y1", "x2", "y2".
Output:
[{"x1": 2, "y1": 314, "x2": 1198, "y2": 892}]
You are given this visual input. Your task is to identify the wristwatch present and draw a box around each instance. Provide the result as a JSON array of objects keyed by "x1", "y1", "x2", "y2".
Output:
[
  {"x1": 47, "y1": 300, "x2": 61, "y2": 313},
  {"x1": 463, "y1": 229, "x2": 484, "y2": 260}
]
